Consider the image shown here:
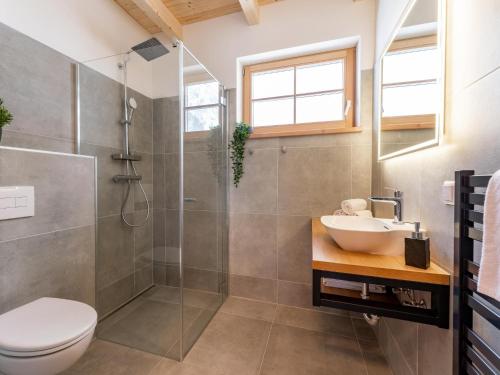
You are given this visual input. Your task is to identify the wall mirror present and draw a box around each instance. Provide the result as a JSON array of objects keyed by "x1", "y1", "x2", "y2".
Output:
[{"x1": 377, "y1": 0, "x2": 446, "y2": 160}]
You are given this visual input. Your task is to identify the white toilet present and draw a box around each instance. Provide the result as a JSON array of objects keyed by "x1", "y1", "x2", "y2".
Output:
[{"x1": 0, "y1": 297, "x2": 97, "y2": 375}]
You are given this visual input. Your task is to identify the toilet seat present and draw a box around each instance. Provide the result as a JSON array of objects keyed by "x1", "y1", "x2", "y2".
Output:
[{"x1": 0, "y1": 298, "x2": 97, "y2": 358}]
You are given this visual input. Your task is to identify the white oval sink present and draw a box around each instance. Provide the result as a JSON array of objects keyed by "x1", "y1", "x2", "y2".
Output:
[{"x1": 320, "y1": 215, "x2": 421, "y2": 256}]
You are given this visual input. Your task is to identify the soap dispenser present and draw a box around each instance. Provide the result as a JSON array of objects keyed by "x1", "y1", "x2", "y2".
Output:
[{"x1": 404, "y1": 222, "x2": 430, "y2": 269}]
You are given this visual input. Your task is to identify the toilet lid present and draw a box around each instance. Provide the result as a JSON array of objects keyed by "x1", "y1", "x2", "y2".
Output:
[{"x1": 0, "y1": 297, "x2": 97, "y2": 354}]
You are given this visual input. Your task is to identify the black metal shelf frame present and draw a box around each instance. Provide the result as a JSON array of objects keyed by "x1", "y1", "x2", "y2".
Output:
[{"x1": 312, "y1": 269, "x2": 450, "y2": 329}]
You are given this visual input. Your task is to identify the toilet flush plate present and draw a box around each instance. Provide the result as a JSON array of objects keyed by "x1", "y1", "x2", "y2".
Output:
[{"x1": 0, "y1": 186, "x2": 34, "y2": 220}]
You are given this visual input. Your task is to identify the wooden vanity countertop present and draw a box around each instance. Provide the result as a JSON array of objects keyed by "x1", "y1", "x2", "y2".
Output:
[{"x1": 312, "y1": 218, "x2": 450, "y2": 286}]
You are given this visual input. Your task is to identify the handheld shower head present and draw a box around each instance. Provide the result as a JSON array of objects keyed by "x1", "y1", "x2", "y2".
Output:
[{"x1": 128, "y1": 97, "x2": 137, "y2": 122}]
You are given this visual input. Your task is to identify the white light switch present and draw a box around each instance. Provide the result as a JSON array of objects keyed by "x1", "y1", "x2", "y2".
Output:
[
  {"x1": 441, "y1": 181, "x2": 455, "y2": 205},
  {"x1": 0, "y1": 186, "x2": 35, "y2": 220}
]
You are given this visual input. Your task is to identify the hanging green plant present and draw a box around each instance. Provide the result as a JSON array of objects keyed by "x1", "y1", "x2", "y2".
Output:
[
  {"x1": 229, "y1": 122, "x2": 252, "y2": 187},
  {"x1": 0, "y1": 98, "x2": 14, "y2": 143}
]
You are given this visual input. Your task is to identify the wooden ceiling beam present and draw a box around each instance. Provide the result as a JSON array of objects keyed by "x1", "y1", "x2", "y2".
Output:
[
  {"x1": 238, "y1": 0, "x2": 260, "y2": 25},
  {"x1": 130, "y1": 0, "x2": 183, "y2": 40}
]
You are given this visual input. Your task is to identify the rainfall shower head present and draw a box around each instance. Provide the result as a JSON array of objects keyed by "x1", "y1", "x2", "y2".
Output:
[{"x1": 131, "y1": 38, "x2": 169, "y2": 61}]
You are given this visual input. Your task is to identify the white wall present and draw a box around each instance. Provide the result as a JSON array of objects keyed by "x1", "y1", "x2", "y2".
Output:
[
  {"x1": 374, "y1": 0, "x2": 413, "y2": 60},
  {"x1": 373, "y1": 1, "x2": 500, "y2": 374},
  {"x1": 0, "y1": 0, "x2": 154, "y2": 97},
  {"x1": 176, "y1": 0, "x2": 376, "y2": 89}
]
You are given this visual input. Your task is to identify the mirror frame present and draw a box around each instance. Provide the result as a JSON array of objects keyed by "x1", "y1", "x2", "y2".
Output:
[{"x1": 376, "y1": 0, "x2": 447, "y2": 161}]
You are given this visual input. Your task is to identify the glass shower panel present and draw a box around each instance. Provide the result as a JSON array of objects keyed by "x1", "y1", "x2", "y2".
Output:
[
  {"x1": 181, "y1": 45, "x2": 228, "y2": 358},
  {"x1": 79, "y1": 43, "x2": 184, "y2": 360}
]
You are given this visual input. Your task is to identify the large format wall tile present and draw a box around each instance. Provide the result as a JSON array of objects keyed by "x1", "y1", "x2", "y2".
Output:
[
  {"x1": 96, "y1": 214, "x2": 134, "y2": 290},
  {"x1": 1, "y1": 130, "x2": 75, "y2": 154},
  {"x1": 0, "y1": 23, "x2": 75, "y2": 148},
  {"x1": 79, "y1": 65, "x2": 123, "y2": 150},
  {"x1": 184, "y1": 151, "x2": 218, "y2": 211},
  {"x1": 229, "y1": 148, "x2": 278, "y2": 214},
  {"x1": 80, "y1": 142, "x2": 129, "y2": 218},
  {"x1": 0, "y1": 148, "x2": 95, "y2": 242},
  {"x1": 183, "y1": 210, "x2": 218, "y2": 270},
  {"x1": 0, "y1": 225, "x2": 95, "y2": 314},
  {"x1": 230, "y1": 274, "x2": 277, "y2": 303},
  {"x1": 277, "y1": 215, "x2": 312, "y2": 284},
  {"x1": 277, "y1": 280, "x2": 312, "y2": 309},
  {"x1": 278, "y1": 146, "x2": 351, "y2": 216},
  {"x1": 229, "y1": 213, "x2": 277, "y2": 279}
]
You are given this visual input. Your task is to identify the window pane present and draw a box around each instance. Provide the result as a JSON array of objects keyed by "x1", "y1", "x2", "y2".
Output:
[
  {"x1": 252, "y1": 98, "x2": 294, "y2": 127},
  {"x1": 296, "y1": 92, "x2": 344, "y2": 123},
  {"x1": 186, "y1": 106, "x2": 219, "y2": 132},
  {"x1": 186, "y1": 81, "x2": 219, "y2": 107},
  {"x1": 383, "y1": 47, "x2": 438, "y2": 84},
  {"x1": 296, "y1": 60, "x2": 344, "y2": 94},
  {"x1": 382, "y1": 83, "x2": 437, "y2": 117},
  {"x1": 252, "y1": 68, "x2": 294, "y2": 99}
]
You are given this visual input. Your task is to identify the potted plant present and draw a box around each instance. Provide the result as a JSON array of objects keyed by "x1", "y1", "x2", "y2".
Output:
[
  {"x1": 0, "y1": 98, "x2": 13, "y2": 143},
  {"x1": 229, "y1": 122, "x2": 252, "y2": 187}
]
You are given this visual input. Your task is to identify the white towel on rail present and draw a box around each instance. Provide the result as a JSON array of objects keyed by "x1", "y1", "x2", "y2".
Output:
[{"x1": 478, "y1": 169, "x2": 500, "y2": 302}]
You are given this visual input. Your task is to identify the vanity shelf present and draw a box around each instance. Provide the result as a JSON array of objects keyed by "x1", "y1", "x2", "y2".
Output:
[{"x1": 311, "y1": 218, "x2": 451, "y2": 328}]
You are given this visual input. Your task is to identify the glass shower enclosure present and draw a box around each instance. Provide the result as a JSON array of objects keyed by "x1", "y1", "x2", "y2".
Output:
[{"x1": 77, "y1": 40, "x2": 228, "y2": 361}]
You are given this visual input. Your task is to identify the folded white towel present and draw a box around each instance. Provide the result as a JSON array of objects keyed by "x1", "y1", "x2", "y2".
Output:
[
  {"x1": 333, "y1": 209, "x2": 373, "y2": 217},
  {"x1": 355, "y1": 210, "x2": 373, "y2": 218},
  {"x1": 478, "y1": 170, "x2": 500, "y2": 302},
  {"x1": 341, "y1": 199, "x2": 367, "y2": 215}
]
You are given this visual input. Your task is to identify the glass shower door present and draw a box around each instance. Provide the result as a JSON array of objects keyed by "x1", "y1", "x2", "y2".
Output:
[{"x1": 180, "y1": 44, "x2": 228, "y2": 358}]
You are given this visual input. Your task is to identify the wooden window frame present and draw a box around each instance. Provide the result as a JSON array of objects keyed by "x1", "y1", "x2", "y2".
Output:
[
  {"x1": 381, "y1": 35, "x2": 437, "y2": 132},
  {"x1": 243, "y1": 48, "x2": 357, "y2": 138}
]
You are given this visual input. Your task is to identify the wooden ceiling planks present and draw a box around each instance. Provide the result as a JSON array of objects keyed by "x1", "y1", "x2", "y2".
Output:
[{"x1": 115, "y1": 0, "x2": 281, "y2": 36}]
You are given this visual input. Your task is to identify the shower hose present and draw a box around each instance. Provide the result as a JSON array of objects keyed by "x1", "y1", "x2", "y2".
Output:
[{"x1": 121, "y1": 160, "x2": 150, "y2": 227}]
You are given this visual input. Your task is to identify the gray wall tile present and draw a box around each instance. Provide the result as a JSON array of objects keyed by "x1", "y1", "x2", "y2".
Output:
[
  {"x1": 0, "y1": 147, "x2": 95, "y2": 241},
  {"x1": 0, "y1": 225, "x2": 95, "y2": 314},
  {"x1": 277, "y1": 280, "x2": 312, "y2": 309},
  {"x1": 96, "y1": 214, "x2": 134, "y2": 289},
  {"x1": 230, "y1": 275, "x2": 277, "y2": 303},
  {"x1": 277, "y1": 215, "x2": 312, "y2": 284},
  {"x1": 229, "y1": 213, "x2": 277, "y2": 279},
  {"x1": 0, "y1": 23, "x2": 75, "y2": 147},
  {"x1": 229, "y1": 148, "x2": 278, "y2": 214}
]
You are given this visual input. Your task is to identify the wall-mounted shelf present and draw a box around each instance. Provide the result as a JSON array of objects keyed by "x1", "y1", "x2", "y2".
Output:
[
  {"x1": 111, "y1": 153, "x2": 142, "y2": 161},
  {"x1": 311, "y1": 218, "x2": 451, "y2": 328}
]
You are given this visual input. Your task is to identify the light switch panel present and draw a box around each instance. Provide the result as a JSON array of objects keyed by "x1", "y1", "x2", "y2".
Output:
[
  {"x1": 441, "y1": 181, "x2": 455, "y2": 205},
  {"x1": 0, "y1": 186, "x2": 35, "y2": 220}
]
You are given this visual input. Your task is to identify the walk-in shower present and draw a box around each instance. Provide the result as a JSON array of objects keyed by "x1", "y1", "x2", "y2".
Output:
[
  {"x1": 77, "y1": 40, "x2": 228, "y2": 361},
  {"x1": 112, "y1": 38, "x2": 170, "y2": 227}
]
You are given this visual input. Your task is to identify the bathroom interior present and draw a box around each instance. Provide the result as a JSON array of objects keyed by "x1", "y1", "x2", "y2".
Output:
[{"x1": 0, "y1": 0, "x2": 498, "y2": 374}]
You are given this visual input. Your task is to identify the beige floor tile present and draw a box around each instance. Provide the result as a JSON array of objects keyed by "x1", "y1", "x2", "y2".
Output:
[
  {"x1": 275, "y1": 305, "x2": 356, "y2": 338},
  {"x1": 98, "y1": 300, "x2": 200, "y2": 357},
  {"x1": 143, "y1": 285, "x2": 181, "y2": 304},
  {"x1": 358, "y1": 339, "x2": 393, "y2": 375},
  {"x1": 220, "y1": 296, "x2": 277, "y2": 322},
  {"x1": 183, "y1": 288, "x2": 222, "y2": 310},
  {"x1": 149, "y1": 360, "x2": 224, "y2": 375},
  {"x1": 184, "y1": 312, "x2": 271, "y2": 375},
  {"x1": 352, "y1": 317, "x2": 378, "y2": 341},
  {"x1": 63, "y1": 339, "x2": 162, "y2": 375},
  {"x1": 260, "y1": 324, "x2": 366, "y2": 375}
]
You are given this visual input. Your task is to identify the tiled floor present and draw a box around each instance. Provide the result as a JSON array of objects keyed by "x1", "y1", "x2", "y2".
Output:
[
  {"x1": 65, "y1": 296, "x2": 392, "y2": 375},
  {"x1": 96, "y1": 286, "x2": 222, "y2": 357}
]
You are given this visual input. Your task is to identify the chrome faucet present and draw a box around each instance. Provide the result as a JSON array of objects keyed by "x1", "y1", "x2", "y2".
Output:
[{"x1": 369, "y1": 189, "x2": 403, "y2": 224}]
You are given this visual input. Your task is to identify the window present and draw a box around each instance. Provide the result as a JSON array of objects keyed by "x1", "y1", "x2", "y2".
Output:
[
  {"x1": 381, "y1": 35, "x2": 438, "y2": 130},
  {"x1": 243, "y1": 48, "x2": 356, "y2": 138},
  {"x1": 185, "y1": 81, "x2": 220, "y2": 132}
]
